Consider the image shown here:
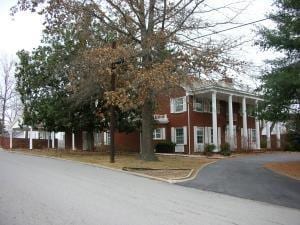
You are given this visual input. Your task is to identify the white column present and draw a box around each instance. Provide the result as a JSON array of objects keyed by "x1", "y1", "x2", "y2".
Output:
[
  {"x1": 212, "y1": 91, "x2": 218, "y2": 151},
  {"x1": 187, "y1": 94, "x2": 191, "y2": 155},
  {"x1": 72, "y1": 132, "x2": 76, "y2": 150},
  {"x1": 228, "y1": 95, "x2": 234, "y2": 151},
  {"x1": 47, "y1": 132, "x2": 50, "y2": 148},
  {"x1": 266, "y1": 121, "x2": 271, "y2": 149},
  {"x1": 52, "y1": 132, "x2": 55, "y2": 149},
  {"x1": 9, "y1": 129, "x2": 13, "y2": 149},
  {"x1": 255, "y1": 100, "x2": 261, "y2": 150},
  {"x1": 276, "y1": 123, "x2": 281, "y2": 149},
  {"x1": 242, "y1": 97, "x2": 248, "y2": 149},
  {"x1": 255, "y1": 120, "x2": 261, "y2": 150},
  {"x1": 29, "y1": 127, "x2": 33, "y2": 150}
]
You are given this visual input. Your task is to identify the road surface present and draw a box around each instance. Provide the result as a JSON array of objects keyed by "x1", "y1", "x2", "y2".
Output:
[
  {"x1": 179, "y1": 152, "x2": 300, "y2": 209},
  {"x1": 0, "y1": 150, "x2": 299, "y2": 225}
]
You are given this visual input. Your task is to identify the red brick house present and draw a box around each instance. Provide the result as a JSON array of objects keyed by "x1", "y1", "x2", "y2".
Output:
[
  {"x1": 64, "y1": 78, "x2": 283, "y2": 154},
  {"x1": 151, "y1": 78, "x2": 263, "y2": 154}
]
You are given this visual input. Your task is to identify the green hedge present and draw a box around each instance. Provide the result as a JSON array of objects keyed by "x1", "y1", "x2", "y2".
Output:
[{"x1": 155, "y1": 141, "x2": 176, "y2": 153}]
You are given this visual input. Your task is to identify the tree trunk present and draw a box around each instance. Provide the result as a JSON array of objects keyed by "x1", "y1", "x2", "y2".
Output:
[
  {"x1": 140, "y1": 98, "x2": 157, "y2": 161},
  {"x1": 109, "y1": 105, "x2": 116, "y2": 163},
  {"x1": 86, "y1": 131, "x2": 94, "y2": 151}
]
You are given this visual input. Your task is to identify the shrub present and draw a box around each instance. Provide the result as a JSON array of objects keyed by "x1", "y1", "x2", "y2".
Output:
[
  {"x1": 220, "y1": 142, "x2": 231, "y2": 156},
  {"x1": 260, "y1": 139, "x2": 267, "y2": 148},
  {"x1": 204, "y1": 144, "x2": 215, "y2": 156},
  {"x1": 155, "y1": 141, "x2": 176, "y2": 153},
  {"x1": 285, "y1": 131, "x2": 300, "y2": 152}
]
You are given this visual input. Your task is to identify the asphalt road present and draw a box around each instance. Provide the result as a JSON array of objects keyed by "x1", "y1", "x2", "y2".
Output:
[
  {"x1": 179, "y1": 152, "x2": 300, "y2": 209},
  {"x1": 0, "y1": 150, "x2": 300, "y2": 225}
]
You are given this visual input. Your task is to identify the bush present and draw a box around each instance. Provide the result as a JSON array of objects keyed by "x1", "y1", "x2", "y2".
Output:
[
  {"x1": 260, "y1": 139, "x2": 267, "y2": 148},
  {"x1": 220, "y1": 142, "x2": 231, "y2": 156},
  {"x1": 155, "y1": 141, "x2": 176, "y2": 153},
  {"x1": 204, "y1": 144, "x2": 215, "y2": 156},
  {"x1": 285, "y1": 131, "x2": 300, "y2": 152}
]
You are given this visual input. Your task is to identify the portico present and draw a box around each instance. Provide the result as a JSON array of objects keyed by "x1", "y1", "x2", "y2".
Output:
[{"x1": 191, "y1": 82, "x2": 263, "y2": 151}]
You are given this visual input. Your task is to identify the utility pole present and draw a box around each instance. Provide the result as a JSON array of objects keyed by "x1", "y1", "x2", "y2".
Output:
[{"x1": 110, "y1": 40, "x2": 117, "y2": 163}]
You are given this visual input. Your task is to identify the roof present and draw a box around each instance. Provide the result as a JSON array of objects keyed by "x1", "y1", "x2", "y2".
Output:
[{"x1": 183, "y1": 77, "x2": 263, "y2": 102}]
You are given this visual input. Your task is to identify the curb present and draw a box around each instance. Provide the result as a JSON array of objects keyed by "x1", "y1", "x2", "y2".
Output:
[
  {"x1": 169, "y1": 160, "x2": 218, "y2": 183},
  {"x1": 1, "y1": 149, "x2": 202, "y2": 184}
]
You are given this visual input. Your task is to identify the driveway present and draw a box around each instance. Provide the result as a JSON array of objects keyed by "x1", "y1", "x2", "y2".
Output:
[
  {"x1": 179, "y1": 152, "x2": 300, "y2": 209},
  {"x1": 1, "y1": 150, "x2": 300, "y2": 225}
]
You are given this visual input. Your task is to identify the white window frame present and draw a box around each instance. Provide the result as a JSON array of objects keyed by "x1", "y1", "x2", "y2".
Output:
[
  {"x1": 171, "y1": 127, "x2": 187, "y2": 145},
  {"x1": 170, "y1": 97, "x2": 186, "y2": 113},
  {"x1": 153, "y1": 128, "x2": 165, "y2": 140},
  {"x1": 196, "y1": 127, "x2": 204, "y2": 144},
  {"x1": 175, "y1": 128, "x2": 184, "y2": 144}
]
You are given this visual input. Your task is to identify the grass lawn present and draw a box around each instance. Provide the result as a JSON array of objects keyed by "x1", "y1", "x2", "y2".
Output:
[
  {"x1": 10, "y1": 149, "x2": 216, "y2": 180},
  {"x1": 264, "y1": 161, "x2": 300, "y2": 180}
]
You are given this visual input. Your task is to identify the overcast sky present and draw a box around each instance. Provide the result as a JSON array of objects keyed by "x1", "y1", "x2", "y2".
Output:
[{"x1": 0, "y1": 0, "x2": 278, "y2": 80}]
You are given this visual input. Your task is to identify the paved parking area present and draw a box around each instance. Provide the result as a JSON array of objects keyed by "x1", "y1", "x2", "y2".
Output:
[{"x1": 179, "y1": 152, "x2": 300, "y2": 209}]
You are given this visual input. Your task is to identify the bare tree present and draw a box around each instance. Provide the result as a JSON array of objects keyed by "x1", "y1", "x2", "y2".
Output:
[{"x1": 0, "y1": 56, "x2": 22, "y2": 135}]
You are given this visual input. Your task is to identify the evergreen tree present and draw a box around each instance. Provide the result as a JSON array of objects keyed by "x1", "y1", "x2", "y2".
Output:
[{"x1": 257, "y1": 0, "x2": 299, "y2": 149}]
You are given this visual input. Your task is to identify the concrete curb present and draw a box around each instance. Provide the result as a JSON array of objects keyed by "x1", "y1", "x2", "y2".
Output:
[
  {"x1": 169, "y1": 160, "x2": 218, "y2": 183},
  {"x1": 1, "y1": 149, "x2": 204, "y2": 184}
]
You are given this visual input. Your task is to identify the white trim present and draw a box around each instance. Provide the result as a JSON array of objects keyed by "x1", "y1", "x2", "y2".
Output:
[
  {"x1": 212, "y1": 91, "x2": 218, "y2": 150},
  {"x1": 187, "y1": 94, "x2": 191, "y2": 154},
  {"x1": 171, "y1": 97, "x2": 187, "y2": 113},
  {"x1": 276, "y1": 123, "x2": 281, "y2": 148},
  {"x1": 183, "y1": 126, "x2": 187, "y2": 145},
  {"x1": 192, "y1": 85, "x2": 262, "y2": 101},
  {"x1": 72, "y1": 132, "x2": 75, "y2": 150},
  {"x1": 171, "y1": 127, "x2": 175, "y2": 142},
  {"x1": 153, "y1": 128, "x2": 166, "y2": 140},
  {"x1": 218, "y1": 127, "x2": 221, "y2": 149},
  {"x1": 242, "y1": 97, "x2": 248, "y2": 149},
  {"x1": 204, "y1": 127, "x2": 209, "y2": 144},
  {"x1": 194, "y1": 126, "x2": 204, "y2": 152},
  {"x1": 266, "y1": 121, "x2": 271, "y2": 149},
  {"x1": 170, "y1": 99, "x2": 174, "y2": 113}
]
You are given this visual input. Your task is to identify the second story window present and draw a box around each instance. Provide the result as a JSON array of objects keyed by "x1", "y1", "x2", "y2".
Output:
[
  {"x1": 193, "y1": 98, "x2": 220, "y2": 113},
  {"x1": 175, "y1": 97, "x2": 184, "y2": 112},
  {"x1": 170, "y1": 97, "x2": 187, "y2": 113},
  {"x1": 194, "y1": 97, "x2": 204, "y2": 112}
]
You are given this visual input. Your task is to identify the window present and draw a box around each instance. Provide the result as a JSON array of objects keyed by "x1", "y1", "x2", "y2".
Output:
[
  {"x1": 174, "y1": 97, "x2": 184, "y2": 112},
  {"x1": 194, "y1": 97, "x2": 204, "y2": 112},
  {"x1": 175, "y1": 128, "x2": 184, "y2": 144},
  {"x1": 153, "y1": 128, "x2": 165, "y2": 140},
  {"x1": 197, "y1": 127, "x2": 204, "y2": 144},
  {"x1": 247, "y1": 105, "x2": 255, "y2": 117},
  {"x1": 210, "y1": 128, "x2": 214, "y2": 143},
  {"x1": 171, "y1": 97, "x2": 186, "y2": 113},
  {"x1": 193, "y1": 98, "x2": 220, "y2": 113}
]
